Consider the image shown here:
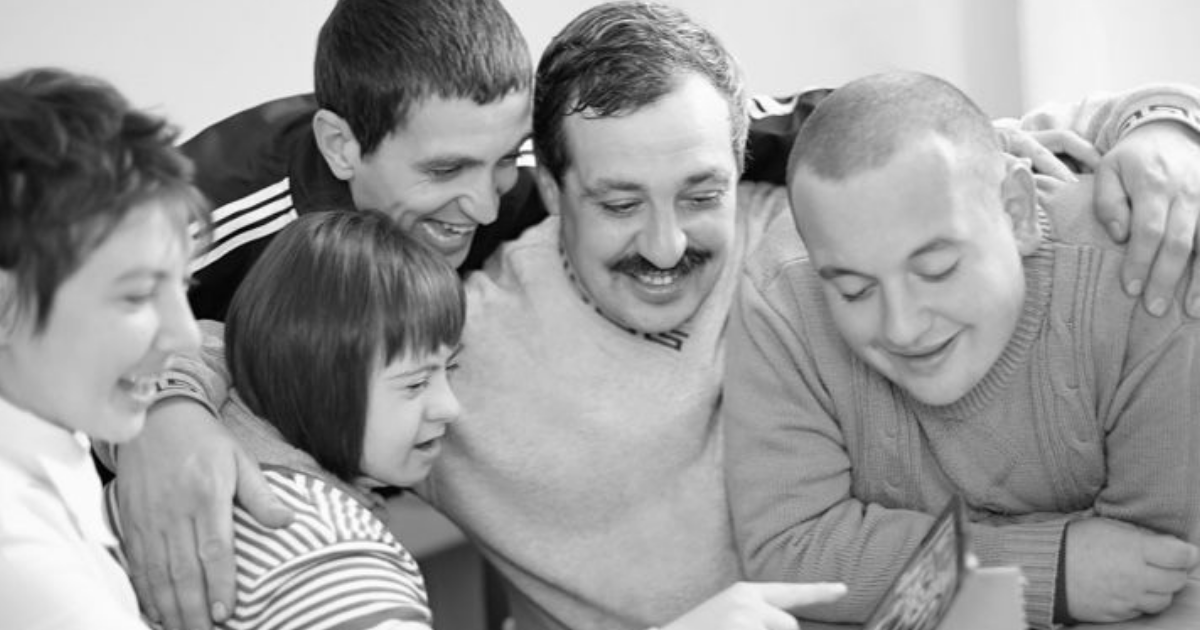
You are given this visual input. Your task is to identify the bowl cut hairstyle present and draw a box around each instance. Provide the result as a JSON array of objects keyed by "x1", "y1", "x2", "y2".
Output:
[
  {"x1": 225, "y1": 209, "x2": 465, "y2": 482},
  {"x1": 315, "y1": 0, "x2": 533, "y2": 155},
  {"x1": 0, "y1": 67, "x2": 208, "y2": 332}
]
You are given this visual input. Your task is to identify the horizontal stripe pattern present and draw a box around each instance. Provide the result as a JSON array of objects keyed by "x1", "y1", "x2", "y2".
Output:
[
  {"x1": 190, "y1": 177, "x2": 298, "y2": 273},
  {"x1": 103, "y1": 469, "x2": 431, "y2": 630},
  {"x1": 224, "y1": 469, "x2": 430, "y2": 630}
]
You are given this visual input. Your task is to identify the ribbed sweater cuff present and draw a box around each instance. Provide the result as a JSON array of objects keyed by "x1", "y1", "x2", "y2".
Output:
[{"x1": 973, "y1": 519, "x2": 1068, "y2": 630}]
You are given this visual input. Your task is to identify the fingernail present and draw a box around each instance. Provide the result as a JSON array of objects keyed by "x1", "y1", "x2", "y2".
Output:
[
  {"x1": 211, "y1": 602, "x2": 228, "y2": 621},
  {"x1": 1149, "y1": 298, "x2": 1167, "y2": 317},
  {"x1": 1109, "y1": 221, "x2": 1125, "y2": 239},
  {"x1": 1127, "y1": 279, "x2": 1143, "y2": 296}
]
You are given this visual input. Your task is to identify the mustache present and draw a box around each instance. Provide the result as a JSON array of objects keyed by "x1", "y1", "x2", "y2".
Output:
[{"x1": 610, "y1": 248, "x2": 713, "y2": 276}]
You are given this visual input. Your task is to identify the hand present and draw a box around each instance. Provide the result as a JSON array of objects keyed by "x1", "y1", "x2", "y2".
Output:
[
  {"x1": 115, "y1": 398, "x2": 293, "y2": 630},
  {"x1": 661, "y1": 582, "x2": 847, "y2": 630},
  {"x1": 996, "y1": 125, "x2": 1099, "y2": 181},
  {"x1": 1065, "y1": 517, "x2": 1200, "y2": 623},
  {"x1": 1094, "y1": 121, "x2": 1200, "y2": 317}
]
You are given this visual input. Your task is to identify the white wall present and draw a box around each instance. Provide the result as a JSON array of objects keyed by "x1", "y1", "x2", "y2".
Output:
[
  {"x1": 1017, "y1": 0, "x2": 1200, "y2": 108},
  {"x1": 0, "y1": 0, "x2": 1196, "y2": 139}
]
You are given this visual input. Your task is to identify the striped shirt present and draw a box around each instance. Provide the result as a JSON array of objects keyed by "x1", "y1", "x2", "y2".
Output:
[{"x1": 108, "y1": 466, "x2": 431, "y2": 630}]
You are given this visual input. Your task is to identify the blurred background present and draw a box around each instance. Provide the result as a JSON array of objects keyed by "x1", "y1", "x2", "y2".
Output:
[{"x1": 2, "y1": 0, "x2": 1198, "y2": 140}]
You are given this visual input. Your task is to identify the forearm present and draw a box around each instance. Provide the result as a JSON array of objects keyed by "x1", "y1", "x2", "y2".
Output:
[
  {"x1": 1098, "y1": 321, "x2": 1200, "y2": 542},
  {"x1": 1018, "y1": 83, "x2": 1200, "y2": 153}
]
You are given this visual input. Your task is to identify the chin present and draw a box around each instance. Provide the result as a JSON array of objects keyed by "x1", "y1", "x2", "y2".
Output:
[{"x1": 95, "y1": 414, "x2": 148, "y2": 444}]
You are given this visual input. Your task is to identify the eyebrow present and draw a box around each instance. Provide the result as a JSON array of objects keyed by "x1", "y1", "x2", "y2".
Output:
[
  {"x1": 114, "y1": 267, "x2": 172, "y2": 283},
  {"x1": 416, "y1": 133, "x2": 534, "y2": 172},
  {"x1": 389, "y1": 344, "x2": 464, "y2": 379},
  {"x1": 580, "y1": 168, "x2": 732, "y2": 200},
  {"x1": 816, "y1": 238, "x2": 958, "y2": 281}
]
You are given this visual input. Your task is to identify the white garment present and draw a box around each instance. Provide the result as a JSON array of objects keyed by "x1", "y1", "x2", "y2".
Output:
[{"x1": 0, "y1": 395, "x2": 147, "y2": 629}]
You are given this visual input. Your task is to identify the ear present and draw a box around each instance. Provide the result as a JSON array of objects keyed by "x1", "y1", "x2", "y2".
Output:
[
  {"x1": 312, "y1": 109, "x2": 361, "y2": 182},
  {"x1": 1000, "y1": 157, "x2": 1041, "y2": 256},
  {"x1": 534, "y1": 165, "x2": 563, "y2": 217}
]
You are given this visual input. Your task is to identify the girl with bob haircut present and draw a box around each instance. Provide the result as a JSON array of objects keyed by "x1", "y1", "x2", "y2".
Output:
[
  {"x1": 0, "y1": 67, "x2": 205, "y2": 628},
  {"x1": 116, "y1": 208, "x2": 464, "y2": 629}
]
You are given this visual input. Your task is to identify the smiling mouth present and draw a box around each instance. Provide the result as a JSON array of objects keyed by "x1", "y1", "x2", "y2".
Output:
[
  {"x1": 891, "y1": 333, "x2": 959, "y2": 367},
  {"x1": 417, "y1": 219, "x2": 476, "y2": 250}
]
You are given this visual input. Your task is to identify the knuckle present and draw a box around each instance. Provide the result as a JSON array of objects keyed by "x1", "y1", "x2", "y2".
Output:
[
  {"x1": 144, "y1": 561, "x2": 172, "y2": 584},
  {"x1": 168, "y1": 561, "x2": 201, "y2": 585},
  {"x1": 197, "y1": 538, "x2": 232, "y2": 564}
]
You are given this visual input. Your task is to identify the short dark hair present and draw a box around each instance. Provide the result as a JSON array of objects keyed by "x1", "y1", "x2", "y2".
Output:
[
  {"x1": 533, "y1": 0, "x2": 748, "y2": 182},
  {"x1": 315, "y1": 0, "x2": 532, "y2": 156},
  {"x1": 226, "y1": 209, "x2": 465, "y2": 482},
  {"x1": 787, "y1": 71, "x2": 1000, "y2": 188},
  {"x1": 0, "y1": 67, "x2": 207, "y2": 332}
]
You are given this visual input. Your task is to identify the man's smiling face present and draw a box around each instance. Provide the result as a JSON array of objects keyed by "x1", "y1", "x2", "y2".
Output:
[{"x1": 543, "y1": 73, "x2": 739, "y2": 333}]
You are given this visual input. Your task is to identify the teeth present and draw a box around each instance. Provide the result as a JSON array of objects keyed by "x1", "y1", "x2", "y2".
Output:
[{"x1": 633, "y1": 269, "x2": 680, "y2": 287}]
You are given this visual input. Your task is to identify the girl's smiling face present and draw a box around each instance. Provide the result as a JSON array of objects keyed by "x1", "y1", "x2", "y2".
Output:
[{"x1": 357, "y1": 344, "x2": 462, "y2": 488}]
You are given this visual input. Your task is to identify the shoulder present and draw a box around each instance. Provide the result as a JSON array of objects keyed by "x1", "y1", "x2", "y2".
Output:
[
  {"x1": 231, "y1": 468, "x2": 433, "y2": 628},
  {"x1": 466, "y1": 217, "x2": 561, "y2": 300},
  {"x1": 741, "y1": 210, "x2": 815, "y2": 300}
]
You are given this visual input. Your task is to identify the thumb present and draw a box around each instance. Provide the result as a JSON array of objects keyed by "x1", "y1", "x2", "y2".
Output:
[
  {"x1": 233, "y1": 450, "x2": 293, "y2": 528},
  {"x1": 756, "y1": 582, "x2": 847, "y2": 611},
  {"x1": 1141, "y1": 534, "x2": 1199, "y2": 571}
]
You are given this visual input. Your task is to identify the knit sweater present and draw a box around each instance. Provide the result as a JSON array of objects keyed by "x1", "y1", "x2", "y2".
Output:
[
  {"x1": 722, "y1": 176, "x2": 1200, "y2": 630},
  {"x1": 419, "y1": 185, "x2": 785, "y2": 630}
]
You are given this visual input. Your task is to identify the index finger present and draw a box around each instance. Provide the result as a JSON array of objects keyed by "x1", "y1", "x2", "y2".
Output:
[
  {"x1": 756, "y1": 582, "x2": 848, "y2": 610},
  {"x1": 1123, "y1": 185, "x2": 1171, "y2": 302},
  {"x1": 1142, "y1": 535, "x2": 1200, "y2": 571},
  {"x1": 1011, "y1": 132, "x2": 1074, "y2": 181}
]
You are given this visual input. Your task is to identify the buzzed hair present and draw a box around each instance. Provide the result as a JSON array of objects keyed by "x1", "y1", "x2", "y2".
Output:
[{"x1": 787, "y1": 71, "x2": 1000, "y2": 187}]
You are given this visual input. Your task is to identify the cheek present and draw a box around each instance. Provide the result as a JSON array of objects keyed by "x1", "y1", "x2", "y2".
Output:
[{"x1": 823, "y1": 294, "x2": 876, "y2": 350}]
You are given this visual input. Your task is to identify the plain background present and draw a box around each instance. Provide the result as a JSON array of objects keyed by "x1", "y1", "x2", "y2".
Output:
[{"x1": 2, "y1": 0, "x2": 1199, "y2": 141}]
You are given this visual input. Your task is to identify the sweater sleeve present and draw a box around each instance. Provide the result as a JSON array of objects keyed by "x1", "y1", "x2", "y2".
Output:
[
  {"x1": 1010, "y1": 83, "x2": 1200, "y2": 154},
  {"x1": 154, "y1": 319, "x2": 232, "y2": 418},
  {"x1": 722, "y1": 270, "x2": 1070, "y2": 629},
  {"x1": 1095, "y1": 302, "x2": 1200, "y2": 542}
]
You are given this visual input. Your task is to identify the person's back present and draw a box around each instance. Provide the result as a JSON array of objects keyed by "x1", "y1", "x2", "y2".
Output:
[{"x1": 725, "y1": 71, "x2": 1200, "y2": 629}]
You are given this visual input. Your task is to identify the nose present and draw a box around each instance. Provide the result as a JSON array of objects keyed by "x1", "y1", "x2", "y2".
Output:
[
  {"x1": 427, "y1": 371, "x2": 462, "y2": 426},
  {"x1": 881, "y1": 284, "x2": 930, "y2": 348},
  {"x1": 458, "y1": 173, "x2": 502, "y2": 226},
  {"x1": 156, "y1": 286, "x2": 201, "y2": 356},
  {"x1": 638, "y1": 207, "x2": 687, "y2": 269}
]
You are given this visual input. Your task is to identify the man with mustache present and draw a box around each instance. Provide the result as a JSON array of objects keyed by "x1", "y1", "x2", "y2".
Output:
[{"x1": 111, "y1": 1, "x2": 1200, "y2": 629}]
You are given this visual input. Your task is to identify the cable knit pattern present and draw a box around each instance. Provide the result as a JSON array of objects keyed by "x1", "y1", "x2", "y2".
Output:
[{"x1": 724, "y1": 177, "x2": 1200, "y2": 630}]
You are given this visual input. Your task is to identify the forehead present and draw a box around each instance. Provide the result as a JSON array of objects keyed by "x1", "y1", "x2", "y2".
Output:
[
  {"x1": 388, "y1": 90, "x2": 532, "y2": 156},
  {"x1": 561, "y1": 74, "x2": 736, "y2": 190},
  {"x1": 77, "y1": 201, "x2": 190, "y2": 280},
  {"x1": 795, "y1": 138, "x2": 984, "y2": 263}
]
